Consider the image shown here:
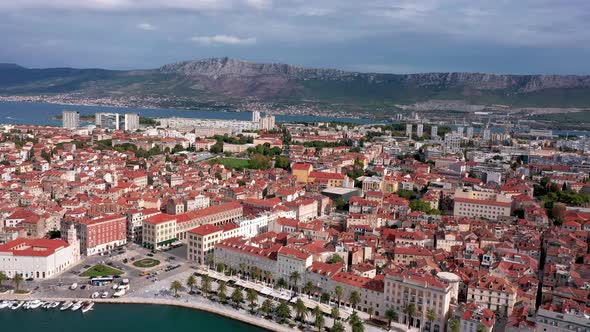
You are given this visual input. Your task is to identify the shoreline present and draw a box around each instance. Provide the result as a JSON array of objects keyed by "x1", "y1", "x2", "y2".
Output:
[{"x1": 0, "y1": 294, "x2": 290, "y2": 332}]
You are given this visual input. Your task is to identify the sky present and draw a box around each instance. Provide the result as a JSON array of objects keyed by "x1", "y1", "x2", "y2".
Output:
[{"x1": 1, "y1": 0, "x2": 590, "y2": 74}]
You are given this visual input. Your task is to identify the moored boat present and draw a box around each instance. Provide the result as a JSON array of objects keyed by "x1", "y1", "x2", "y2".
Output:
[
  {"x1": 49, "y1": 301, "x2": 61, "y2": 309},
  {"x1": 11, "y1": 301, "x2": 24, "y2": 310},
  {"x1": 70, "y1": 301, "x2": 83, "y2": 311},
  {"x1": 81, "y1": 302, "x2": 94, "y2": 313},
  {"x1": 60, "y1": 301, "x2": 73, "y2": 311}
]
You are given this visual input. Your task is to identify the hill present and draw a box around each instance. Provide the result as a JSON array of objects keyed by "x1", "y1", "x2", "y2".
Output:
[{"x1": 2, "y1": 57, "x2": 590, "y2": 111}]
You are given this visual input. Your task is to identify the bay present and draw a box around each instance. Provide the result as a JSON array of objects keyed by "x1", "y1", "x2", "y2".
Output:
[
  {"x1": 0, "y1": 303, "x2": 266, "y2": 332},
  {"x1": 0, "y1": 101, "x2": 381, "y2": 126}
]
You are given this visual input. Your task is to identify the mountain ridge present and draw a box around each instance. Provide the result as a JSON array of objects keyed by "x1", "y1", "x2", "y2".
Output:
[{"x1": 2, "y1": 57, "x2": 590, "y2": 109}]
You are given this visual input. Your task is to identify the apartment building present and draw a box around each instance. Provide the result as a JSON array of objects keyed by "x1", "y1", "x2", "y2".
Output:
[
  {"x1": 467, "y1": 275, "x2": 517, "y2": 317},
  {"x1": 277, "y1": 246, "x2": 313, "y2": 281},
  {"x1": 214, "y1": 237, "x2": 280, "y2": 281},
  {"x1": 384, "y1": 271, "x2": 456, "y2": 332},
  {"x1": 126, "y1": 208, "x2": 160, "y2": 243},
  {"x1": 187, "y1": 223, "x2": 239, "y2": 264},
  {"x1": 142, "y1": 214, "x2": 178, "y2": 250},
  {"x1": 454, "y1": 188, "x2": 512, "y2": 220}
]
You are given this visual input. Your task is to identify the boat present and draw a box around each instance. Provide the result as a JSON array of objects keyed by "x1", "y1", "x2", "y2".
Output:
[
  {"x1": 60, "y1": 301, "x2": 73, "y2": 311},
  {"x1": 70, "y1": 283, "x2": 78, "y2": 290},
  {"x1": 11, "y1": 301, "x2": 24, "y2": 310},
  {"x1": 0, "y1": 300, "x2": 12, "y2": 309},
  {"x1": 28, "y1": 300, "x2": 43, "y2": 309},
  {"x1": 70, "y1": 301, "x2": 83, "y2": 311},
  {"x1": 81, "y1": 302, "x2": 94, "y2": 313},
  {"x1": 49, "y1": 301, "x2": 61, "y2": 309},
  {"x1": 42, "y1": 302, "x2": 52, "y2": 309}
]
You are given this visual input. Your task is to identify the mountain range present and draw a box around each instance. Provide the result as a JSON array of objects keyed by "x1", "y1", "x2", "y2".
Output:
[{"x1": 2, "y1": 57, "x2": 590, "y2": 111}]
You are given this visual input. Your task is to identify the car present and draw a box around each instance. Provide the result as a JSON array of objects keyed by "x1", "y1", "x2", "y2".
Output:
[
  {"x1": 106, "y1": 261, "x2": 113, "y2": 266},
  {"x1": 123, "y1": 258, "x2": 128, "y2": 264},
  {"x1": 147, "y1": 253, "x2": 154, "y2": 257},
  {"x1": 26, "y1": 277, "x2": 34, "y2": 281},
  {"x1": 80, "y1": 285, "x2": 86, "y2": 290}
]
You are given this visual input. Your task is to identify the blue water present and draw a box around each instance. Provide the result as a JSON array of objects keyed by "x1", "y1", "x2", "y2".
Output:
[
  {"x1": 0, "y1": 303, "x2": 266, "y2": 332},
  {"x1": 0, "y1": 101, "x2": 382, "y2": 126}
]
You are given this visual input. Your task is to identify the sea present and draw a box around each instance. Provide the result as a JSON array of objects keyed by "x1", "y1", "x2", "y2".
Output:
[
  {"x1": 0, "y1": 101, "x2": 382, "y2": 126},
  {"x1": 0, "y1": 303, "x2": 266, "y2": 332}
]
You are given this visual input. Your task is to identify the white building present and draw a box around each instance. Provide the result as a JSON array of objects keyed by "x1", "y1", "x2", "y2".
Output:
[
  {"x1": 466, "y1": 126, "x2": 474, "y2": 139},
  {"x1": 96, "y1": 112, "x2": 121, "y2": 130},
  {"x1": 124, "y1": 113, "x2": 140, "y2": 131},
  {"x1": 406, "y1": 124, "x2": 413, "y2": 138},
  {"x1": 237, "y1": 212, "x2": 275, "y2": 238},
  {"x1": 417, "y1": 124, "x2": 424, "y2": 138},
  {"x1": 62, "y1": 111, "x2": 80, "y2": 129},
  {"x1": 431, "y1": 125, "x2": 438, "y2": 138},
  {"x1": 0, "y1": 226, "x2": 80, "y2": 279},
  {"x1": 252, "y1": 111, "x2": 261, "y2": 123}
]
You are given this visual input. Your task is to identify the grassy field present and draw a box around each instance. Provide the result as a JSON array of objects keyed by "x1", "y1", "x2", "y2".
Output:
[
  {"x1": 209, "y1": 157, "x2": 250, "y2": 169},
  {"x1": 132, "y1": 258, "x2": 160, "y2": 268},
  {"x1": 81, "y1": 264, "x2": 124, "y2": 277}
]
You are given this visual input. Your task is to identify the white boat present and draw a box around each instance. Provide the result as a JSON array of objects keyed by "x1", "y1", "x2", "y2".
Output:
[
  {"x1": 70, "y1": 283, "x2": 78, "y2": 290},
  {"x1": 0, "y1": 301, "x2": 11, "y2": 309},
  {"x1": 42, "y1": 302, "x2": 52, "y2": 309},
  {"x1": 28, "y1": 300, "x2": 43, "y2": 309},
  {"x1": 49, "y1": 301, "x2": 61, "y2": 309},
  {"x1": 60, "y1": 301, "x2": 73, "y2": 311},
  {"x1": 11, "y1": 301, "x2": 24, "y2": 310},
  {"x1": 71, "y1": 301, "x2": 83, "y2": 311},
  {"x1": 81, "y1": 302, "x2": 94, "y2": 313}
]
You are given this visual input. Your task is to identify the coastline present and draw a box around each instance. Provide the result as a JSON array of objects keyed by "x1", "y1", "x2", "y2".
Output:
[{"x1": 0, "y1": 294, "x2": 290, "y2": 332}]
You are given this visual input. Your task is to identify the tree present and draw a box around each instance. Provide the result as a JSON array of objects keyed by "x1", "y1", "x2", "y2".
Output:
[
  {"x1": 261, "y1": 299, "x2": 274, "y2": 317},
  {"x1": 334, "y1": 286, "x2": 343, "y2": 307},
  {"x1": 201, "y1": 275, "x2": 211, "y2": 294},
  {"x1": 403, "y1": 303, "x2": 417, "y2": 329},
  {"x1": 385, "y1": 308, "x2": 398, "y2": 329},
  {"x1": 349, "y1": 311, "x2": 364, "y2": 332},
  {"x1": 295, "y1": 298, "x2": 307, "y2": 322},
  {"x1": 246, "y1": 288, "x2": 258, "y2": 312},
  {"x1": 448, "y1": 318, "x2": 460, "y2": 332},
  {"x1": 331, "y1": 307, "x2": 340, "y2": 321},
  {"x1": 275, "y1": 156, "x2": 290, "y2": 170},
  {"x1": 275, "y1": 302, "x2": 292, "y2": 323},
  {"x1": 231, "y1": 287, "x2": 244, "y2": 307},
  {"x1": 216, "y1": 262, "x2": 226, "y2": 273},
  {"x1": 476, "y1": 323, "x2": 487, "y2": 332},
  {"x1": 12, "y1": 273, "x2": 23, "y2": 291},
  {"x1": 314, "y1": 306, "x2": 325, "y2": 332},
  {"x1": 426, "y1": 307, "x2": 436, "y2": 331},
  {"x1": 321, "y1": 292, "x2": 331, "y2": 304},
  {"x1": 186, "y1": 275, "x2": 196, "y2": 294},
  {"x1": 276, "y1": 277, "x2": 288, "y2": 290},
  {"x1": 249, "y1": 153, "x2": 272, "y2": 170},
  {"x1": 331, "y1": 321, "x2": 345, "y2": 332},
  {"x1": 264, "y1": 270, "x2": 273, "y2": 284},
  {"x1": 326, "y1": 254, "x2": 344, "y2": 264},
  {"x1": 217, "y1": 281, "x2": 228, "y2": 303},
  {"x1": 303, "y1": 281, "x2": 314, "y2": 298},
  {"x1": 170, "y1": 280, "x2": 182, "y2": 297},
  {"x1": 0, "y1": 271, "x2": 7, "y2": 288},
  {"x1": 239, "y1": 263, "x2": 248, "y2": 277},
  {"x1": 367, "y1": 307, "x2": 374, "y2": 320},
  {"x1": 290, "y1": 271, "x2": 301, "y2": 293},
  {"x1": 349, "y1": 291, "x2": 361, "y2": 310}
]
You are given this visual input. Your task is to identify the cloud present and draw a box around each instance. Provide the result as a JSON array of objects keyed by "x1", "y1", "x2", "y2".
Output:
[
  {"x1": 191, "y1": 35, "x2": 256, "y2": 45},
  {"x1": 136, "y1": 22, "x2": 156, "y2": 31}
]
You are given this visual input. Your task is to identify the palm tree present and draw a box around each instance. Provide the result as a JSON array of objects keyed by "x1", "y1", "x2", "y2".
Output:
[
  {"x1": 403, "y1": 303, "x2": 416, "y2": 329},
  {"x1": 186, "y1": 275, "x2": 196, "y2": 294},
  {"x1": 170, "y1": 280, "x2": 182, "y2": 297},
  {"x1": 290, "y1": 271, "x2": 301, "y2": 293},
  {"x1": 231, "y1": 287, "x2": 244, "y2": 308},
  {"x1": 246, "y1": 288, "x2": 258, "y2": 312},
  {"x1": 334, "y1": 286, "x2": 343, "y2": 307},
  {"x1": 264, "y1": 270, "x2": 273, "y2": 284},
  {"x1": 252, "y1": 267, "x2": 262, "y2": 281},
  {"x1": 367, "y1": 307, "x2": 374, "y2": 320},
  {"x1": 276, "y1": 277, "x2": 288, "y2": 290},
  {"x1": 426, "y1": 307, "x2": 436, "y2": 332},
  {"x1": 239, "y1": 263, "x2": 248, "y2": 278},
  {"x1": 348, "y1": 291, "x2": 361, "y2": 311},
  {"x1": 217, "y1": 281, "x2": 227, "y2": 303},
  {"x1": 321, "y1": 292, "x2": 331, "y2": 304},
  {"x1": 331, "y1": 321, "x2": 345, "y2": 332},
  {"x1": 201, "y1": 275, "x2": 211, "y2": 295},
  {"x1": 349, "y1": 311, "x2": 364, "y2": 332},
  {"x1": 295, "y1": 298, "x2": 307, "y2": 322},
  {"x1": 0, "y1": 271, "x2": 7, "y2": 288},
  {"x1": 12, "y1": 273, "x2": 23, "y2": 291},
  {"x1": 385, "y1": 308, "x2": 398, "y2": 330},
  {"x1": 331, "y1": 307, "x2": 340, "y2": 321},
  {"x1": 314, "y1": 306, "x2": 325, "y2": 332},
  {"x1": 206, "y1": 253, "x2": 214, "y2": 268},
  {"x1": 448, "y1": 318, "x2": 460, "y2": 332},
  {"x1": 261, "y1": 299, "x2": 275, "y2": 317},
  {"x1": 216, "y1": 262, "x2": 225, "y2": 273},
  {"x1": 275, "y1": 302, "x2": 292, "y2": 323},
  {"x1": 303, "y1": 281, "x2": 314, "y2": 298}
]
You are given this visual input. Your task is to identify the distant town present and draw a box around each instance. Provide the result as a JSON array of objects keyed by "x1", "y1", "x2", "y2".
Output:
[{"x1": 0, "y1": 108, "x2": 589, "y2": 332}]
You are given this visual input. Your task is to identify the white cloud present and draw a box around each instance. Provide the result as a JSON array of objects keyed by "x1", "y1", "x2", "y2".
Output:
[
  {"x1": 191, "y1": 35, "x2": 256, "y2": 45},
  {"x1": 136, "y1": 22, "x2": 156, "y2": 31}
]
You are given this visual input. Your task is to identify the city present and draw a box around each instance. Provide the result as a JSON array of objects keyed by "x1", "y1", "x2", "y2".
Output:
[{"x1": 0, "y1": 107, "x2": 588, "y2": 332}]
